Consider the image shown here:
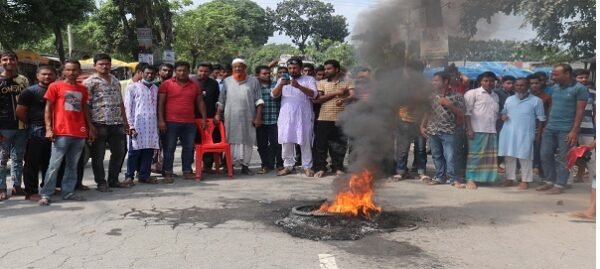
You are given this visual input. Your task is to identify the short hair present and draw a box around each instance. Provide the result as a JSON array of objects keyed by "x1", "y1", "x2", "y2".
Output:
[
  {"x1": 286, "y1": 57, "x2": 303, "y2": 67},
  {"x1": 255, "y1": 65, "x2": 270, "y2": 75},
  {"x1": 197, "y1": 62, "x2": 213, "y2": 71},
  {"x1": 93, "y1": 53, "x2": 111, "y2": 64},
  {"x1": 433, "y1": 71, "x2": 450, "y2": 82},
  {"x1": 515, "y1": 77, "x2": 529, "y2": 85},
  {"x1": 478, "y1": 71, "x2": 497, "y2": 82},
  {"x1": 315, "y1": 65, "x2": 325, "y2": 72},
  {"x1": 324, "y1": 59, "x2": 341, "y2": 70},
  {"x1": 0, "y1": 50, "x2": 17, "y2": 60},
  {"x1": 64, "y1": 59, "x2": 81, "y2": 69},
  {"x1": 174, "y1": 61, "x2": 190, "y2": 70},
  {"x1": 553, "y1": 63, "x2": 573, "y2": 75},
  {"x1": 302, "y1": 63, "x2": 315, "y2": 71},
  {"x1": 135, "y1": 62, "x2": 150, "y2": 73},
  {"x1": 212, "y1": 64, "x2": 223, "y2": 70},
  {"x1": 37, "y1": 65, "x2": 56, "y2": 74},
  {"x1": 143, "y1": 65, "x2": 157, "y2": 73},
  {"x1": 526, "y1": 74, "x2": 540, "y2": 81},
  {"x1": 573, "y1": 68, "x2": 590, "y2": 77},
  {"x1": 277, "y1": 66, "x2": 288, "y2": 72},
  {"x1": 159, "y1": 63, "x2": 174, "y2": 70},
  {"x1": 224, "y1": 64, "x2": 232, "y2": 71},
  {"x1": 502, "y1": 75, "x2": 516, "y2": 83},
  {"x1": 534, "y1": 71, "x2": 548, "y2": 80}
]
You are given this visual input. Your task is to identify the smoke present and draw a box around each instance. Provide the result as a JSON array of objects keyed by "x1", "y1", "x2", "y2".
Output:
[{"x1": 340, "y1": 0, "x2": 432, "y2": 179}]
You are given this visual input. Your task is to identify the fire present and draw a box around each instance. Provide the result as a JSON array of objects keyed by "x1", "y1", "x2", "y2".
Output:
[{"x1": 318, "y1": 169, "x2": 381, "y2": 218}]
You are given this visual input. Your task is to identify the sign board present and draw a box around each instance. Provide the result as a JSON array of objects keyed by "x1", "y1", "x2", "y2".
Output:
[
  {"x1": 420, "y1": 27, "x2": 449, "y2": 59},
  {"x1": 163, "y1": 49, "x2": 175, "y2": 64},
  {"x1": 137, "y1": 28, "x2": 153, "y2": 48},
  {"x1": 138, "y1": 53, "x2": 154, "y2": 65}
]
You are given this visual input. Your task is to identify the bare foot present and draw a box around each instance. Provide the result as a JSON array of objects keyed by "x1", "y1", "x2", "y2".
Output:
[
  {"x1": 517, "y1": 182, "x2": 528, "y2": 190},
  {"x1": 569, "y1": 210, "x2": 595, "y2": 220},
  {"x1": 545, "y1": 187, "x2": 563, "y2": 195},
  {"x1": 466, "y1": 181, "x2": 477, "y2": 190},
  {"x1": 533, "y1": 168, "x2": 539, "y2": 176},
  {"x1": 452, "y1": 182, "x2": 466, "y2": 189},
  {"x1": 536, "y1": 183, "x2": 553, "y2": 191},
  {"x1": 501, "y1": 180, "x2": 515, "y2": 187},
  {"x1": 314, "y1": 170, "x2": 326, "y2": 178}
]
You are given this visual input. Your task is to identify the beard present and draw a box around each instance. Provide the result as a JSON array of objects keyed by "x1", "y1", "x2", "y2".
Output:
[{"x1": 516, "y1": 92, "x2": 528, "y2": 100}]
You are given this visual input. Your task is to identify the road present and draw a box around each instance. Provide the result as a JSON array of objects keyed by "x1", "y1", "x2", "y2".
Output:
[{"x1": 0, "y1": 150, "x2": 595, "y2": 269}]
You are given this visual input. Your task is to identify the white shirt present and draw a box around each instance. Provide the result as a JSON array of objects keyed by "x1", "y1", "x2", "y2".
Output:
[{"x1": 464, "y1": 87, "x2": 500, "y2": 133}]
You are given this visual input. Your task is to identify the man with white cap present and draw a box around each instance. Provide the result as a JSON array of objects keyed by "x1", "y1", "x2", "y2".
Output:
[{"x1": 215, "y1": 58, "x2": 264, "y2": 175}]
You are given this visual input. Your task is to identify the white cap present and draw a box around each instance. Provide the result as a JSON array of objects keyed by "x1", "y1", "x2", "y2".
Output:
[{"x1": 232, "y1": 58, "x2": 246, "y2": 66}]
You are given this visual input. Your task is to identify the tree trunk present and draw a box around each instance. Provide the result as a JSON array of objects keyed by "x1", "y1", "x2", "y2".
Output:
[
  {"x1": 154, "y1": 0, "x2": 174, "y2": 49},
  {"x1": 54, "y1": 24, "x2": 65, "y2": 63},
  {"x1": 192, "y1": 53, "x2": 198, "y2": 70}
]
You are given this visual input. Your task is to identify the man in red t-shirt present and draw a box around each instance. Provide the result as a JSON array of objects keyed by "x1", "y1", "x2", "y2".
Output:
[
  {"x1": 158, "y1": 61, "x2": 207, "y2": 182},
  {"x1": 38, "y1": 60, "x2": 96, "y2": 206}
]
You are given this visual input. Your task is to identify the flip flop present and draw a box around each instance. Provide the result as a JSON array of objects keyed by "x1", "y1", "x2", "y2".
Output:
[{"x1": 0, "y1": 190, "x2": 8, "y2": 201}]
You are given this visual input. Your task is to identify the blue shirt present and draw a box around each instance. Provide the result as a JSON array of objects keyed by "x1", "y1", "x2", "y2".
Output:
[
  {"x1": 498, "y1": 94, "x2": 546, "y2": 159},
  {"x1": 544, "y1": 84, "x2": 554, "y2": 95},
  {"x1": 546, "y1": 81, "x2": 589, "y2": 132},
  {"x1": 580, "y1": 89, "x2": 596, "y2": 137}
]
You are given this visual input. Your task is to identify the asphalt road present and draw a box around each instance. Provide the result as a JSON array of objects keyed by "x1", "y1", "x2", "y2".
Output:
[{"x1": 0, "y1": 149, "x2": 595, "y2": 269}]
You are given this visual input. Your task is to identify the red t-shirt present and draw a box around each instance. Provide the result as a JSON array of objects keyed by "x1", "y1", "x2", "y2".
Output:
[
  {"x1": 44, "y1": 81, "x2": 89, "y2": 138},
  {"x1": 158, "y1": 78, "x2": 201, "y2": 123}
]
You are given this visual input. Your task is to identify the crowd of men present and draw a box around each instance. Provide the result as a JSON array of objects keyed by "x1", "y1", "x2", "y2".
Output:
[{"x1": 0, "y1": 51, "x2": 595, "y2": 217}]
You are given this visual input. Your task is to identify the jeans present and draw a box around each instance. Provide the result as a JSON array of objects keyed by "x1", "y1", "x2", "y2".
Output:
[
  {"x1": 429, "y1": 133, "x2": 457, "y2": 183},
  {"x1": 256, "y1": 124, "x2": 283, "y2": 169},
  {"x1": 313, "y1": 121, "x2": 348, "y2": 172},
  {"x1": 90, "y1": 124, "x2": 126, "y2": 186},
  {"x1": 125, "y1": 140, "x2": 154, "y2": 181},
  {"x1": 395, "y1": 122, "x2": 426, "y2": 174},
  {"x1": 0, "y1": 129, "x2": 27, "y2": 190},
  {"x1": 453, "y1": 126, "x2": 467, "y2": 180},
  {"x1": 533, "y1": 138, "x2": 544, "y2": 177},
  {"x1": 163, "y1": 122, "x2": 196, "y2": 174},
  {"x1": 23, "y1": 126, "x2": 51, "y2": 196},
  {"x1": 540, "y1": 129, "x2": 571, "y2": 187},
  {"x1": 39, "y1": 136, "x2": 85, "y2": 199}
]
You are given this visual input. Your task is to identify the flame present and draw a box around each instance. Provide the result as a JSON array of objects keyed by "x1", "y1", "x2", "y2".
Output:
[{"x1": 318, "y1": 169, "x2": 381, "y2": 218}]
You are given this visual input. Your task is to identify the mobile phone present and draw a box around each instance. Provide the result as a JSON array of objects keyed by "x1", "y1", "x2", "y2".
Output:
[{"x1": 282, "y1": 73, "x2": 290, "y2": 80}]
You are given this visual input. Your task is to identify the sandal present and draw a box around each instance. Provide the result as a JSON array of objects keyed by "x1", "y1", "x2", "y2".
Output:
[
  {"x1": 76, "y1": 185, "x2": 91, "y2": 191},
  {"x1": 63, "y1": 192, "x2": 86, "y2": 201},
  {"x1": 12, "y1": 186, "x2": 26, "y2": 196},
  {"x1": 428, "y1": 180, "x2": 443, "y2": 185},
  {"x1": 304, "y1": 168, "x2": 315, "y2": 177},
  {"x1": 140, "y1": 177, "x2": 159, "y2": 184},
  {"x1": 109, "y1": 182, "x2": 131, "y2": 188},
  {"x1": 162, "y1": 175, "x2": 175, "y2": 184},
  {"x1": 38, "y1": 197, "x2": 50, "y2": 206},
  {"x1": 452, "y1": 182, "x2": 466, "y2": 189},
  {"x1": 277, "y1": 167, "x2": 293, "y2": 176},
  {"x1": 0, "y1": 189, "x2": 8, "y2": 201},
  {"x1": 314, "y1": 170, "x2": 326, "y2": 178}
]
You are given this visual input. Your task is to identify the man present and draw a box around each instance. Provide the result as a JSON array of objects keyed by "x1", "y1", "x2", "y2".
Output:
[
  {"x1": 254, "y1": 65, "x2": 283, "y2": 174},
  {"x1": 151, "y1": 63, "x2": 173, "y2": 175},
  {"x1": 276, "y1": 66, "x2": 288, "y2": 79},
  {"x1": 537, "y1": 64, "x2": 589, "y2": 194},
  {"x1": 0, "y1": 51, "x2": 29, "y2": 201},
  {"x1": 195, "y1": 63, "x2": 221, "y2": 172},
  {"x1": 312, "y1": 60, "x2": 353, "y2": 178},
  {"x1": 528, "y1": 74, "x2": 552, "y2": 177},
  {"x1": 214, "y1": 59, "x2": 263, "y2": 175},
  {"x1": 464, "y1": 71, "x2": 500, "y2": 189},
  {"x1": 83, "y1": 53, "x2": 130, "y2": 192},
  {"x1": 158, "y1": 63, "x2": 174, "y2": 83},
  {"x1": 573, "y1": 69, "x2": 594, "y2": 182},
  {"x1": 211, "y1": 64, "x2": 223, "y2": 80},
  {"x1": 272, "y1": 57, "x2": 318, "y2": 177},
  {"x1": 158, "y1": 61, "x2": 207, "y2": 182},
  {"x1": 303, "y1": 63, "x2": 315, "y2": 77},
  {"x1": 124, "y1": 64, "x2": 160, "y2": 184},
  {"x1": 315, "y1": 65, "x2": 325, "y2": 81},
  {"x1": 120, "y1": 62, "x2": 145, "y2": 96},
  {"x1": 421, "y1": 72, "x2": 465, "y2": 187},
  {"x1": 16, "y1": 66, "x2": 56, "y2": 201},
  {"x1": 534, "y1": 71, "x2": 554, "y2": 95},
  {"x1": 498, "y1": 78, "x2": 545, "y2": 190},
  {"x1": 39, "y1": 60, "x2": 95, "y2": 205},
  {"x1": 570, "y1": 139, "x2": 595, "y2": 219},
  {"x1": 494, "y1": 75, "x2": 515, "y2": 173}
]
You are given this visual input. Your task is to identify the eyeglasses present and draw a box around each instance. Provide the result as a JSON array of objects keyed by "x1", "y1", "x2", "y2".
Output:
[{"x1": 287, "y1": 59, "x2": 300, "y2": 65}]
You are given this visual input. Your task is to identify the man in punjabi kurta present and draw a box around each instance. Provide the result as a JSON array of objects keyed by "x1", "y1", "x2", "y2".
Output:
[
  {"x1": 215, "y1": 58, "x2": 263, "y2": 175},
  {"x1": 271, "y1": 57, "x2": 319, "y2": 177},
  {"x1": 124, "y1": 64, "x2": 160, "y2": 184},
  {"x1": 498, "y1": 78, "x2": 545, "y2": 190}
]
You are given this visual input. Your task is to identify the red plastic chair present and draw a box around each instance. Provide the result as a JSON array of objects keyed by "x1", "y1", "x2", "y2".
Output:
[{"x1": 194, "y1": 119, "x2": 233, "y2": 180}]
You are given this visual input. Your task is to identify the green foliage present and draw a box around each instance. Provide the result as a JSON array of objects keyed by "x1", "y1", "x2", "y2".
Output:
[
  {"x1": 211, "y1": 0, "x2": 274, "y2": 47},
  {"x1": 243, "y1": 44, "x2": 300, "y2": 70},
  {"x1": 304, "y1": 40, "x2": 356, "y2": 69},
  {"x1": 272, "y1": 0, "x2": 349, "y2": 53},
  {"x1": 460, "y1": 0, "x2": 595, "y2": 58}
]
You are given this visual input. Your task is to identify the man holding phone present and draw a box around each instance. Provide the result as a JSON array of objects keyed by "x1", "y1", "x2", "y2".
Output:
[{"x1": 272, "y1": 57, "x2": 318, "y2": 177}]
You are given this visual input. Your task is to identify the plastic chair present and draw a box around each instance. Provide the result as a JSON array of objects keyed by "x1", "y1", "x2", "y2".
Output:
[{"x1": 194, "y1": 119, "x2": 233, "y2": 180}]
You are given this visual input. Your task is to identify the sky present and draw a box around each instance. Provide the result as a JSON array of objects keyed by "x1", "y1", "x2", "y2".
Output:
[{"x1": 190, "y1": 0, "x2": 536, "y2": 44}]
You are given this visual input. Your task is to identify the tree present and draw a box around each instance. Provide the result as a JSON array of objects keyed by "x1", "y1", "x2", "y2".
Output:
[
  {"x1": 0, "y1": 1, "x2": 39, "y2": 50},
  {"x1": 173, "y1": 0, "x2": 273, "y2": 67},
  {"x1": 272, "y1": 0, "x2": 349, "y2": 53},
  {"x1": 244, "y1": 44, "x2": 299, "y2": 71},
  {"x1": 304, "y1": 40, "x2": 356, "y2": 69},
  {"x1": 460, "y1": 0, "x2": 596, "y2": 59}
]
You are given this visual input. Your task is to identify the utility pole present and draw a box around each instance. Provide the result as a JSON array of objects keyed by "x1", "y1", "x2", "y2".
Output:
[{"x1": 67, "y1": 24, "x2": 73, "y2": 59}]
